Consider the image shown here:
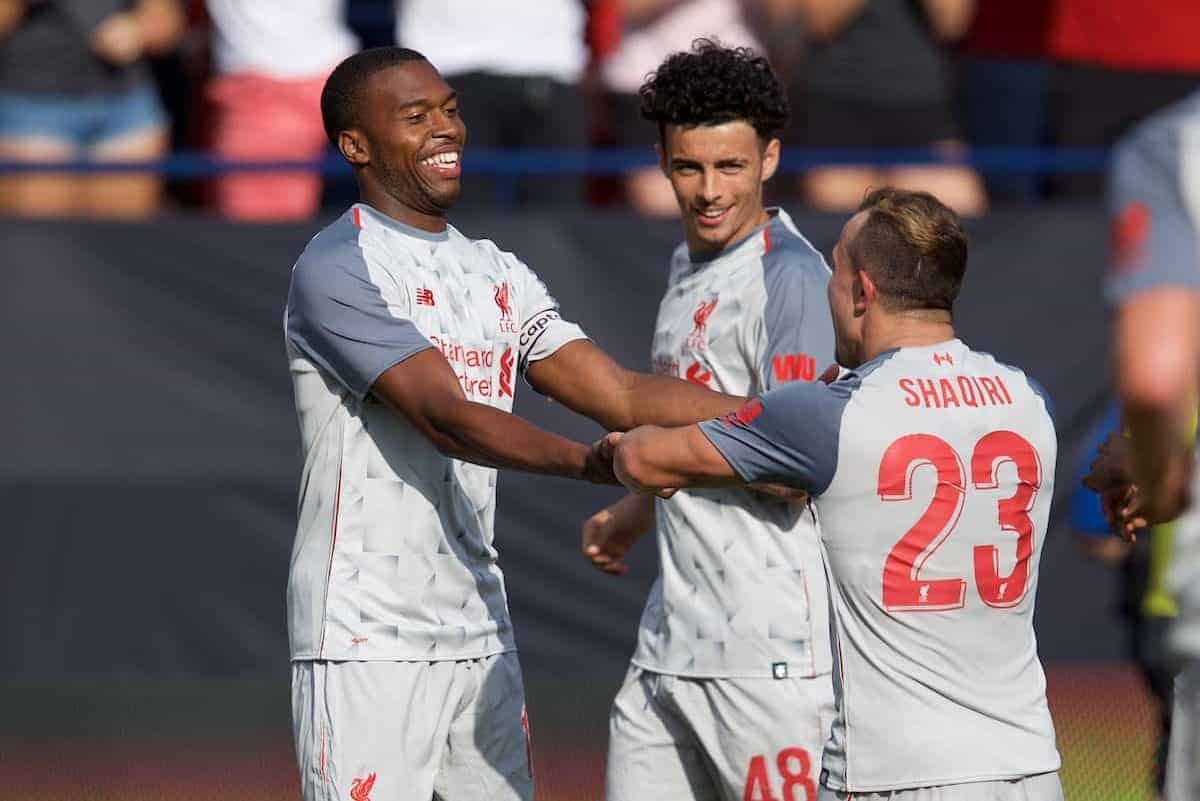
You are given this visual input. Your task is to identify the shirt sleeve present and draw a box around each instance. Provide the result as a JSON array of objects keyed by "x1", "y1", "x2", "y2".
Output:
[
  {"x1": 503, "y1": 250, "x2": 588, "y2": 374},
  {"x1": 1106, "y1": 91, "x2": 1200, "y2": 305},
  {"x1": 697, "y1": 378, "x2": 852, "y2": 495},
  {"x1": 286, "y1": 252, "x2": 433, "y2": 401},
  {"x1": 758, "y1": 244, "x2": 836, "y2": 391}
]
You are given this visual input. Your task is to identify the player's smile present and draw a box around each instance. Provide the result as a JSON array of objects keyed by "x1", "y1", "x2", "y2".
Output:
[
  {"x1": 694, "y1": 205, "x2": 733, "y2": 229},
  {"x1": 418, "y1": 146, "x2": 462, "y2": 181}
]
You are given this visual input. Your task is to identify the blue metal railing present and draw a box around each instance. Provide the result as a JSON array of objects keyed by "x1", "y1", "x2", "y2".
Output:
[{"x1": 0, "y1": 147, "x2": 1110, "y2": 178}]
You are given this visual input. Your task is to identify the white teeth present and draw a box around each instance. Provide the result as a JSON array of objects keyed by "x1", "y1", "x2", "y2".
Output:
[
  {"x1": 423, "y1": 152, "x2": 459, "y2": 168},
  {"x1": 699, "y1": 209, "x2": 726, "y2": 218}
]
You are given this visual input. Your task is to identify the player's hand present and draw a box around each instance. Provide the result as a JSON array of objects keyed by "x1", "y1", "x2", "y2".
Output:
[
  {"x1": 582, "y1": 508, "x2": 635, "y2": 575},
  {"x1": 582, "y1": 434, "x2": 620, "y2": 485},
  {"x1": 90, "y1": 11, "x2": 144, "y2": 66},
  {"x1": 609, "y1": 431, "x2": 677, "y2": 498},
  {"x1": 1082, "y1": 432, "x2": 1146, "y2": 541},
  {"x1": 818, "y1": 363, "x2": 841, "y2": 384}
]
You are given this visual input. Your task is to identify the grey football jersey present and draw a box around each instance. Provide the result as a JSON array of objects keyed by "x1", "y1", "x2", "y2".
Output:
[
  {"x1": 1106, "y1": 89, "x2": 1200, "y2": 659},
  {"x1": 284, "y1": 204, "x2": 586, "y2": 662},
  {"x1": 701, "y1": 340, "x2": 1060, "y2": 791},
  {"x1": 633, "y1": 209, "x2": 836, "y2": 678}
]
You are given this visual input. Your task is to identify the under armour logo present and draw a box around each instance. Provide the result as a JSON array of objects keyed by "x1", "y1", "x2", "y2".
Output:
[{"x1": 933, "y1": 352, "x2": 953, "y2": 366}]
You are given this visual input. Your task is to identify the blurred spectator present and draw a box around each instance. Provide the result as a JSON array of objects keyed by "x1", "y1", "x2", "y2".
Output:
[
  {"x1": 958, "y1": 0, "x2": 1051, "y2": 201},
  {"x1": 395, "y1": 0, "x2": 587, "y2": 205},
  {"x1": 793, "y1": 0, "x2": 987, "y2": 216},
  {"x1": 204, "y1": 1, "x2": 358, "y2": 221},
  {"x1": 0, "y1": 0, "x2": 184, "y2": 219},
  {"x1": 1046, "y1": 0, "x2": 1200, "y2": 196},
  {"x1": 601, "y1": 0, "x2": 764, "y2": 217}
]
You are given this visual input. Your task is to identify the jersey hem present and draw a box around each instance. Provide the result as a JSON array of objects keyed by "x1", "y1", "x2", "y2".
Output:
[
  {"x1": 291, "y1": 644, "x2": 516, "y2": 663},
  {"x1": 629, "y1": 656, "x2": 832, "y2": 680},
  {"x1": 823, "y1": 764, "x2": 1062, "y2": 793}
]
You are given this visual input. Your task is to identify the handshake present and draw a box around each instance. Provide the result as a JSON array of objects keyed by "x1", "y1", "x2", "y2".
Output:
[{"x1": 581, "y1": 430, "x2": 675, "y2": 497}]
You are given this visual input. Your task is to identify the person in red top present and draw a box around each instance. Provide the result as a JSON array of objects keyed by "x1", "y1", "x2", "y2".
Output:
[{"x1": 1046, "y1": 0, "x2": 1200, "y2": 194}]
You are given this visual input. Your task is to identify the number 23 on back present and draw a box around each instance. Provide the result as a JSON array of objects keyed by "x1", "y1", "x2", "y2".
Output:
[{"x1": 878, "y1": 431, "x2": 1040, "y2": 612}]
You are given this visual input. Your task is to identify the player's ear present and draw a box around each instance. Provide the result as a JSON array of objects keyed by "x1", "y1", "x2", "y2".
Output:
[
  {"x1": 855, "y1": 268, "x2": 876, "y2": 316},
  {"x1": 760, "y1": 138, "x2": 781, "y2": 183},
  {"x1": 338, "y1": 129, "x2": 370, "y2": 167}
]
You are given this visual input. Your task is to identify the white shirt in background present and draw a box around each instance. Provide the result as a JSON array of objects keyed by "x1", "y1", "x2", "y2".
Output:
[{"x1": 395, "y1": 0, "x2": 586, "y2": 84}]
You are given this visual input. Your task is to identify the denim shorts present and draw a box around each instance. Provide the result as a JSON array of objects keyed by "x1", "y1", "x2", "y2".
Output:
[{"x1": 0, "y1": 83, "x2": 166, "y2": 147}]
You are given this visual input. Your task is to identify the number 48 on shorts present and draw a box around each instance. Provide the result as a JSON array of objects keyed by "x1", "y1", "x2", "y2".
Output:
[{"x1": 744, "y1": 747, "x2": 817, "y2": 801}]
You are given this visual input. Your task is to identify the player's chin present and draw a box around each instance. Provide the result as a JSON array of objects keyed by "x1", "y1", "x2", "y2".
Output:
[{"x1": 430, "y1": 182, "x2": 462, "y2": 210}]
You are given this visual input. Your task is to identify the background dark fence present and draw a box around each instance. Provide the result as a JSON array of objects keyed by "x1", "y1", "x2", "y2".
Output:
[{"x1": 0, "y1": 205, "x2": 1147, "y2": 800}]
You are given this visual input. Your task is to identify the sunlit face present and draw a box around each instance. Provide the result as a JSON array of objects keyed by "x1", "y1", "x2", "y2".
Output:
[
  {"x1": 659, "y1": 121, "x2": 779, "y2": 256},
  {"x1": 829, "y1": 211, "x2": 870, "y2": 368},
  {"x1": 358, "y1": 60, "x2": 466, "y2": 215}
]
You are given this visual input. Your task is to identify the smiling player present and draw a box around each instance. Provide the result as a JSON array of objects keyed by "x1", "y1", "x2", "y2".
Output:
[
  {"x1": 285, "y1": 47, "x2": 749, "y2": 801},
  {"x1": 608, "y1": 189, "x2": 1064, "y2": 801},
  {"x1": 582, "y1": 40, "x2": 837, "y2": 801}
]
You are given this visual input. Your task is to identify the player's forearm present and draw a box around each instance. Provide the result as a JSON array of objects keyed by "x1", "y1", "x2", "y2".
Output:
[
  {"x1": 614, "y1": 425, "x2": 738, "y2": 492},
  {"x1": 1115, "y1": 289, "x2": 1200, "y2": 522},
  {"x1": 426, "y1": 400, "x2": 601, "y2": 482},
  {"x1": 613, "y1": 373, "x2": 744, "y2": 431},
  {"x1": 606, "y1": 492, "x2": 657, "y2": 536},
  {"x1": 1122, "y1": 405, "x2": 1194, "y2": 524}
]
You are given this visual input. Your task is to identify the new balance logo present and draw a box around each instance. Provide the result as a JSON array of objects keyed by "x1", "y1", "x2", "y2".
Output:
[
  {"x1": 350, "y1": 773, "x2": 376, "y2": 801},
  {"x1": 416, "y1": 288, "x2": 435, "y2": 306},
  {"x1": 933, "y1": 352, "x2": 953, "y2": 366}
]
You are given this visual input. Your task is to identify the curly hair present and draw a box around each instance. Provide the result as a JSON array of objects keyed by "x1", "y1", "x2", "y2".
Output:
[{"x1": 638, "y1": 38, "x2": 788, "y2": 141}]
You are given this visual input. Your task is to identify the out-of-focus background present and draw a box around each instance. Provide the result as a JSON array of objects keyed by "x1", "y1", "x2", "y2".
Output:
[{"x1": 1, "y1": 2, "x2": 1196, "y2": 800}]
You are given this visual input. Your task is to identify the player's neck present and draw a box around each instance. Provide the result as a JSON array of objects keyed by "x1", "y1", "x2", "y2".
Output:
[
  {"x1": 358, "y1": 182, "x2": 448, "y2": 234},
  {"x1": 862, "y1": 310, "x2": 956, "y2": 362}
]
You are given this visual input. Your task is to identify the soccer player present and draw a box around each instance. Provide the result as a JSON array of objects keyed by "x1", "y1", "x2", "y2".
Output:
[
  {"x1": 285, "y1": 47, "x2": 746, "y2": 801},
  {"x1": 1083, "y1": 90, "x2": 1200, "y2": 801},
  {"x1": 608, "y1": 189, "x2": 1064, "y2": 801},
  {"x1": 580, "y1": 41, "x2": 837, "y2": 801}
]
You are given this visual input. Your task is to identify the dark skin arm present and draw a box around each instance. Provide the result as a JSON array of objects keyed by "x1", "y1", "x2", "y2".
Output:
[
  {"x1": 372, "y1": 348, "x2": 616, "y2": 484},
  {"x1": 526, "y1": 339, "x2": 745, "y2": 431}
]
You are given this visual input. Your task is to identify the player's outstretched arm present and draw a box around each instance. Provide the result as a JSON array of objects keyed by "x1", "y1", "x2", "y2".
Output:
[
  {"x1": 1114, "y1": 287, "x2": 1200, "y2": 523},
  {"x1": 526, "y1": 339, "x2": 744, "y2": 431},
  {"x1": 373, "y1": 349, "x2": 616, "y2": 484},
  {"x1": 611, "y1": 425, "x2": 742, "y2": 494}
]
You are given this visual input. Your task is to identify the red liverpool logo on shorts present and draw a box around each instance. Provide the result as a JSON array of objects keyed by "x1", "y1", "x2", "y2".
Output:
[
  {"x1": 687, "y1": 295, "x2": 719, "y2": 351},
  {"x1": 350, "y1": 773, "x2": 376, "y2": 801}
]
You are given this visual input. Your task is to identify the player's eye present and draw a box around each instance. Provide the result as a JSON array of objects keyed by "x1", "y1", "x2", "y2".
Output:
[
  {"x1": 444, "y1": 104, "x2": 459, "y2": 117},
  {"x1": 407, "y1": 111, "x2": 427, "y2": 124}
]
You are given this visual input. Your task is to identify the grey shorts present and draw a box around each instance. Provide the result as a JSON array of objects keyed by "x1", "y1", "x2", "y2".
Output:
[
  {"x1": 816, "y1": 772, "x2": 1063, "y2": 801},
  {"x1": 1168, "y1": 660, "x2": 1200, "y2": 801},
  {"x1": 606, "y1": 665, "x2": 835, "y2": 801},
  {"x1": 291, "y1": 653, "x2": 532, "y2": 801}
]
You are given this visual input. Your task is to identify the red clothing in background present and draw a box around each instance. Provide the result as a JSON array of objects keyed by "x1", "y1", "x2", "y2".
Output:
[
  {"x1": 1049, "y1": 0, "x2": 1200, "y2": 73},
  {"x1": 965, "y1": 0, "x2": 1052, "y2": 59}
]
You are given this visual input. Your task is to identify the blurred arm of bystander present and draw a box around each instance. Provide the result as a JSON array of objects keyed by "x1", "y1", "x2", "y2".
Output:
[
  {"x1": 915, "y1": 0, "x2": 976, "y2": 41},
  {"x1": 772, "y1": 0, "x2": 868, "y2": 42},
  {"x1": 0, "y1": 0, "x2": 23, "y2": 40},
  {"x1": 87, "y1": 0, "x2": 184, "y2": 66}
]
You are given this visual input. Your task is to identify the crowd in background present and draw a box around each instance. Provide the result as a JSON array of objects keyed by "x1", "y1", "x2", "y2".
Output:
[{"x1": 0, "y1": 0, "x2": 1197, "y2": 221}]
